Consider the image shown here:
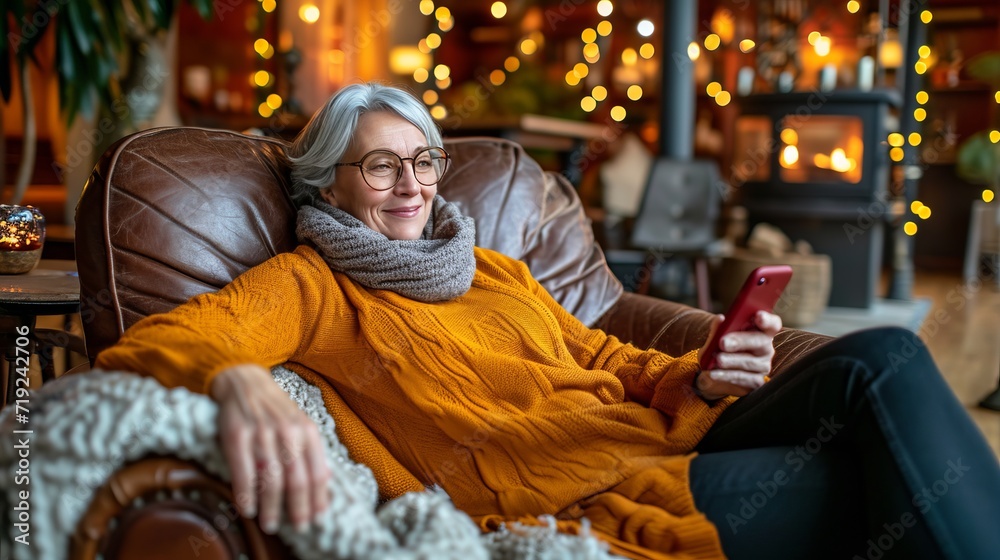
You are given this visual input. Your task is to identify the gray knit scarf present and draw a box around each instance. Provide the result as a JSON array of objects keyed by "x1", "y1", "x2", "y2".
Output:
[{"x1": 296, "y1": 195, "x2": 477, "y2": 302}]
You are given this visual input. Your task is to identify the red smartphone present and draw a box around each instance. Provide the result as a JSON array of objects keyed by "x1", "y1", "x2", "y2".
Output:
[{"x1": 699, "y1": 265, "x2": 793, "y2": 371}]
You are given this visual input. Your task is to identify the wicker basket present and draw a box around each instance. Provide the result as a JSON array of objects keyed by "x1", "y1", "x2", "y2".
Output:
[{"x1": 716, "y1": 248, "x2": 832, "y2": 328}]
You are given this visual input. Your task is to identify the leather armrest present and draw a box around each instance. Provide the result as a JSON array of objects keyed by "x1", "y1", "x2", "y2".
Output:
[
  {"x1": 73, "y1": 457, "x2": 290, "y2": 560},
  {"x1": 594, "y1": 292, "x2": 833, "y2": 376}
]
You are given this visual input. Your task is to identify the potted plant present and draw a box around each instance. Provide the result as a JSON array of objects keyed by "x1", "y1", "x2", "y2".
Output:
[{"x1": 1, "y1": 0, "x2": 212, "y2": 205}]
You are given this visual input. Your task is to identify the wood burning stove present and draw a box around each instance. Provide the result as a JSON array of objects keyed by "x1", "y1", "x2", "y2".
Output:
[{"x1": 734, "y1": 90, "x2": 902, "y2": 308}]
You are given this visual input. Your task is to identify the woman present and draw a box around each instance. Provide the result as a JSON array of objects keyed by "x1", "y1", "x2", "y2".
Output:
[{"x1": 95, "y1": 83, "x2": 1000, "y2": 559}]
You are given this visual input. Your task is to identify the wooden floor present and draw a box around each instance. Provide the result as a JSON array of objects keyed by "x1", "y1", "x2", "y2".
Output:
[{"x1": 902, "y1": 269, "x2": 1000, "y2": 458}]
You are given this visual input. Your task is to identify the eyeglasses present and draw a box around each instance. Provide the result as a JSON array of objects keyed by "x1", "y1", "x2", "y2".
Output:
[{"x1": 334, "y1": 147, "x2": 450, "y2": 191}]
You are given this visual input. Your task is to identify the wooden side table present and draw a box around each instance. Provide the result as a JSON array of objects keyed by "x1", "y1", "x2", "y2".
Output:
[{"x1": 0, "y1": 260, "x2": 85, "y2": 405}]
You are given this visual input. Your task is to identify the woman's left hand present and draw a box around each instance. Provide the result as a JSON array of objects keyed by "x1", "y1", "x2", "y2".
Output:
[{"x1": 696, "y1": 311, "x2": 782, "y2": 400}]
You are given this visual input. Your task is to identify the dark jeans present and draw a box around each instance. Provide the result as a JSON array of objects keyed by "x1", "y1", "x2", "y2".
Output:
[{"x1": 690, "y1": 327, "x2": 1000, "y2": 560}]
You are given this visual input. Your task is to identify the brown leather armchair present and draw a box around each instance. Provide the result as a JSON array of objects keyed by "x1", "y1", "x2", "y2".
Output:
[{"x1": 70, "y1": 127, "x2": 832, "y2": 559}]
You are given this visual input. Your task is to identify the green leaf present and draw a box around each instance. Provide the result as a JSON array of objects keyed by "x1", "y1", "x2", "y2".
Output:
[
  {"x1": 65, "y1": 0, "x2": 93, "y2": 56},
  {"x1": 956, "y1": 132, "x2": 1000, "y2": 186},
  {"x1": 966, "y1": 52, "x2": 1000, "y2": 85}
]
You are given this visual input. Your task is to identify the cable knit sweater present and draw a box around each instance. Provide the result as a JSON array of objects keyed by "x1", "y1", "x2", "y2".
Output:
[{"x1": 95, "y1": 245, "x2": 734, "y2": 559}]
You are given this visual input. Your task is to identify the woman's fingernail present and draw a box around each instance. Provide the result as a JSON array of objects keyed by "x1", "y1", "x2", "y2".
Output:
[
  {"x1": 243, "y1": 505, "x2": 256, "y2": 518},
  {"x1": 295, "y1": 520, "x2": 308, "y2": 534},
  {"x1": 710, "y1": 371, "x2": 729, "y2": 382},
  {"x1": 263, "y1": 520, "x2": 278, "y2": 534}
]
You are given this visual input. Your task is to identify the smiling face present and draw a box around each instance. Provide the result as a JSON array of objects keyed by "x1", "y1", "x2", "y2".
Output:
[{"x1": 320, "y1": 111, "x2": 436, "y2": 241}]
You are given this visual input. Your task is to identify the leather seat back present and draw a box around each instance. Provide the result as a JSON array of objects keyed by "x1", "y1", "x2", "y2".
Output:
[{"x1": 77, "y1": 128, "x2": 621, "y2": 363}]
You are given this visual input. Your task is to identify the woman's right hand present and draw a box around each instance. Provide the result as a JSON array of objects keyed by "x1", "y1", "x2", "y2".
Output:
[{"x1": 209, "y1": 364, "x2": 331, "y2": 534}]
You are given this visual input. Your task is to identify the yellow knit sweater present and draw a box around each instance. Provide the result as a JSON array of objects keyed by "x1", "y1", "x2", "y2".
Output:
[{"x1": 96, "y1": 245, "x2": 733, "y2": 559}]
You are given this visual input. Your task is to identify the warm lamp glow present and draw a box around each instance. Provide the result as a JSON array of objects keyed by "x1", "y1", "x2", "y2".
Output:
[
  {"x1": 389, "y1": 46, "x2": 431, "y2": 75},
  {"x1": 622, "y1": 48, "x2": 637, "y2": 66},
  {"x1": 780, "y1": 128, "x2": 798, "y2": 145},
  {"x1": 637, "y1": 19, "x2": 654, "y2": 37},
  {"x1": 491, "y1": 1, "x2": 507, "y2": 19},
  {"x1": 627, "y1": 85, "x2": 643, "y2": 100},
  {"x1": 592, "y1": 85, "x2": 607, "y2": 101},
  {"x1": 808, "y1": 31, "x2": 821, "y2": 45},
  {"x1": 814, "y1": 36, "x2": 831, "y2": 57},
  {"x1": 710, "y1": 9, "x2": 735, "y2": 44},
  {"x1": 299, "y1": 4, "x2": 320, "y2": 23},
  {"x1": 597, "y1": 0, "x2": 614, "y2": 17},
  {"x1": 880, "y1": 38, "x2": 903, "y2": 68},
  {"x1": 780, "y1": 145, "x2": 799, "y2": 167},
  {"x1": 610, "y1": 105, "x2": 627, "y2": 121},
  {"x1": 688, "y1": 42, "x2": 700, "y2": 60}
]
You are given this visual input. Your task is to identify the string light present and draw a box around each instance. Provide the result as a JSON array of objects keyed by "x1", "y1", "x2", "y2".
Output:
[
  {"x1": 413, "y1": 68, "x2": 429, "y2": 83},
  {"x1": 715, "y1": 91, "x2": 731, "y2": 106},
  {"x1": 688, "y1": 42, "x2": 700, "y2": 60},
  {"x1": 426, "y1": 33, "x2": 442, "y2": 49},
  {"x1": 911, "y1": 200, "x2": 924, "y2": 214},
  {"x1": 299, "y1": 4, "x2": 320, "y2": 23},
  {"x1": 916, "y1": 91, "x2": 928, "y2": 104},
  {"x1": 573, "y1": 63, "x2": 589, "y2": 78},
  {"x1": 491, "y1": 1, "x2": 507, "y2": 19},
  {"x1": 627, "y1": 85, "x2": 643, "y2": 100},
  {"x1": 266, "y1": 93, "x2": 282, "y2": 109},
  {"x1": 597, "y1": 0, "x2": 613, "y2": 17},
  {"x1": 890, "y1": 147, "x2": 904, "y2": 161},
  {"x1": 639, "y1": 43, "x2": 655, "y2": 59},
  {"x1": 847, "y1": 1, "x2": 860, "y2": 13},
  {"x1": 489, "y1": 69, "x2": 506, "y2": 85},
  {"x1": 597, "y1": 21, "x2": 612, "y2": 36},
  {"x1": 917, "y1": 206, "x2": 931, "y2": 219},
  {"x1": 914, "y1": 108, "x2": 926, "y2": 121},
  {"x1": 582, "y1": 28, "x2": 597, "y2": 43},
  {"x1": 920, "y1": 10, "x2": 932, "y2": 23},
  {"x1": 433, "y1": 64, "x2": 450, "y2": 80},
  {"x1": 581, "y1": 96, "x2": 597, "y2": 112},
  {"x1": 422, "y1": 90, "x2": 439, "y2": 105},
  {"x1": 888, "y1": 133, "x2": 904, "y2": 147},
  {"x1": 610, "y1": 106, "x2": 627, "y2": 121},
  {"x1": 419, "y1": 0, "x2": 434, "y2": 16},
  {"x1": 984, "y1": 190, "x2": 995, "y2": 203},
  {"x1": 739, "y1": 39, "x2": 755, "y2": 53},
  {"x1": 565, "y1": 71, "x2": 581, "y2": 86},
  {"x1": 591, "y1": 85, "x2": 607, "y2": 101},
  {"x1": 908, "y1": 133, "x2": 922, "y2": 146},
  {"x1": 622, "y1": 48, "x2": 638, "y2": 66},
  {"x1": 520, "y1": 38, "x2": 538, "y2": 55},
  {"x1": 990, "y1": 130, "x2": 1000, "y2": 143},
  {"x1": 904, "y1": 221, "x2": 918, "y2": 235},
  {"x1": 704, "y1": 34, "x2": 721, "y2": 51},
  {"x1": 706, "y1": 82, "x2": 722, "y2": 97},
  {"x1": 637, "y1": 20, "x2": 654, "y2": 37},
  {"x1": 504, "y1": 56, "x2": 520, "y2": 72},
  {"x1": 430, "y1": 105, "x2": 447, "y2": 119}
]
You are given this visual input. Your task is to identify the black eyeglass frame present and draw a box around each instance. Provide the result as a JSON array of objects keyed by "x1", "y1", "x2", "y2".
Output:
[{"x1": 333, "y1": 147, "x2": 451, "y2": 191}]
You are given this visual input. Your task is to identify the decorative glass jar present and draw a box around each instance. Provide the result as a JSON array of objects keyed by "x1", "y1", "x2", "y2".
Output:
[{"x1": 0, "y1": 205, "x2": 46, "y2": 274}]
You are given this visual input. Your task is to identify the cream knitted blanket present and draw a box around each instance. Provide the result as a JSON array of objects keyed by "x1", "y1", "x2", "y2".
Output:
[{"x1": 0, "y1": 369, "x2": 622, "y2": 560}]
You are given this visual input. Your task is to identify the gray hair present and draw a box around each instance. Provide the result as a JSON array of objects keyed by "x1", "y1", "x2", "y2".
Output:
[{"x1": 287, "y1": 83, "x2": 443, "y2": 207}]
